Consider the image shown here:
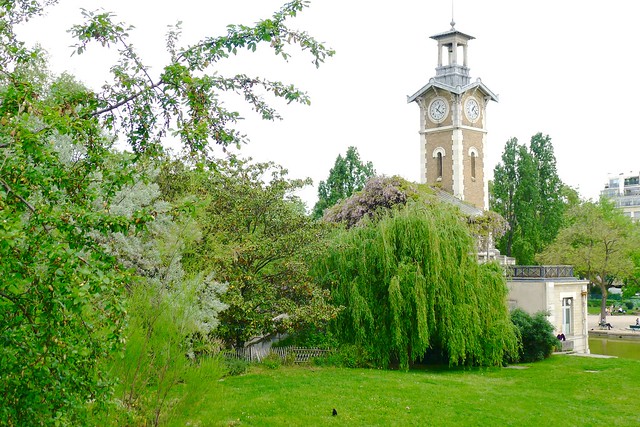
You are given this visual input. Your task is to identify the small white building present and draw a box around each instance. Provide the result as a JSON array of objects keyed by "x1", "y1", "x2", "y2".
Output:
[{"x1": 507, "y1": 266, "x2": 590, "y2": 354}]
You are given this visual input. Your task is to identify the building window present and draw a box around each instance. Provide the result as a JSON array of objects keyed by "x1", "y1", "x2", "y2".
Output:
[
  {"x1": 468, "y1": 147, "x2": 479, "y2": 181},
  {"x1": 562, "y1": 297, "x2": 572, "y2": 335},
  {"x1": 471, "y1": 152, "x2": 477, "y2": 180},
  {"x1": 433, "y1": 147, "x2": 445, "y2": 181}
]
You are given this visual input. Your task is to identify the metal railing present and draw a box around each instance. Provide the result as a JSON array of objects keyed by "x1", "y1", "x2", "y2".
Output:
[{"x1": 508, "y1": 265, "x2": 574, "y2": 279}]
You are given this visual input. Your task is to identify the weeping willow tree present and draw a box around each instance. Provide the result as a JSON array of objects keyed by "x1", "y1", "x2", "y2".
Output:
[{"x1": 314, "y1": 203, "x2": 518, "y2": 369}]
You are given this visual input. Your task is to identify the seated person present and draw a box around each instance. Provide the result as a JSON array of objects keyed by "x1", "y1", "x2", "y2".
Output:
[{"x1": 599, "y1": 319, "x2": 613, "y2": 330}]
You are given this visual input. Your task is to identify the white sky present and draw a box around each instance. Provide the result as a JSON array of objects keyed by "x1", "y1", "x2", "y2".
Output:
[{"x1": 17, "y1": 0, "x2": 640, "y2": 208}]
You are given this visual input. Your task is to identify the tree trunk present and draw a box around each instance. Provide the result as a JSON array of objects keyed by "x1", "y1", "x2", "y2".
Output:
[{"x1": 599, "y1": 282, "x2": 608, "y2": 321}]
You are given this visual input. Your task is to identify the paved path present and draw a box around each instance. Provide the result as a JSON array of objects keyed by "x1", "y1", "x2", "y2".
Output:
[{"x1": 588, "y1": 314, "x2": 639, "y2": 332}]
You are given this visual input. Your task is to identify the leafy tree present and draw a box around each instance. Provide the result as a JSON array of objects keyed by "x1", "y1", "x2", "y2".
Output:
[
  {"x1": 313, "y1": 203, "x2": 519, "y2": 370},
  {"x1": 491, "y1": 133, "x2": 565, "y2": 264},
  {"x1": 1, "y1": 1, "x2": 332, "y2": 423},
  {"x1": 622, "y1": 249, "x2": 640, "y2": 298},
  {"x1": 511, "y1": 142, "x2": 540, "y2": 264},
  {"x1": 560, "y1": 184, "x2": 582, "y2": 212},
  {"x1": 538, "y1": 199, "x2": 638, "y2": 321},
  {"x1": 529, "y1": 133, "x2": 564, "y2": 244},
  {"x1": 69, "y1": 2, "x2": 334, "y2": 155},
  {"x1": 0, "y1": 59, "x2": 141, "y2": 426},
  {"x1": 313, "y1": 146, "x2": 375, "y2": 218},
  {"x1": 158, "y1": 156, "x2": 338, "y2": 347},
  {"x1": 491, "y1": 138, "x2": 519, "y2": 258}
]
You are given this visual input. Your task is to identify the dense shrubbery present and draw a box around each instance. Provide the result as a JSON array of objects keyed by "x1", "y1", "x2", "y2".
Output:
[
  {"x1": 314, "y1": 345, "x2": 375, "y2": 368},
  {"x1": 509, "y1": 309, "x2": 557, "y2": 363},
  {"x1": 272, "y1": 326, "x2": 338, "y2": 348},
  {"x1": 224, "y1": 358, "x2": 250, "y2": 376}
]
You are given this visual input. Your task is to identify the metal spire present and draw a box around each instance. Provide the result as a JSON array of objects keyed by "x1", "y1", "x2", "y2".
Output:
[{"x1": 450, "y1": 0, "x2": 455, "y2": 29}]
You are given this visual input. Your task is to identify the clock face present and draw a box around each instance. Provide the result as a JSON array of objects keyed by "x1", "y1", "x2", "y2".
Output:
[
  {"x1": 465, "y1": 97, "x2": 480, "y2": 122},
  {"x1": 428, "y1": 97, "x2": 448, "y2": 123}
]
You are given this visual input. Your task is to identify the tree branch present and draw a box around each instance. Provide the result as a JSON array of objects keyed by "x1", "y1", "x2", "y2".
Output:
[
  {"x1": 91, "y1": 80, "x2": 162, "y2": 117},
  {"x1": 0, "y1": 177, "x2": 39, "y2": 216}
]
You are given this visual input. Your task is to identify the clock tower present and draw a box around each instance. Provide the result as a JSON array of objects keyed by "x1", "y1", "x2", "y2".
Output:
[{"x1": 408, "y1": 22, "x2": 497, "y2": 210}]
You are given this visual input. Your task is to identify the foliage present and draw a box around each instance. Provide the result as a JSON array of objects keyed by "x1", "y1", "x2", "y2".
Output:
[
  {"x1": 69, "y1": 1, "x2": 334, "y2": 155},
  {"x1": 313, "y1": 344, "x2": 375, "y2": 368},
  {"x1": 322, "y1": 175, "x2": 422, "y2": 228},
  {"x1": 490, "y1": 133, "x2": 565, "y2": 264},
  {"x1": 313, "y1": 203, "x2": 519, "y2": 369},
  {"x1": 529, "y1": 133, "x2": 565, "y2": 245},
  {"x1": 157, "y1": 156, "x2": 338, "y2": 347},
  {"x1": 224, "y1": 357, "x2": 250, "y2": 376},
  {"x1": 93, "y1": 167, "x2": 227, "y2": 425},
  {"x1": 538, "y1": 199, "x2": 638, "y2": 320},
  {"x1": 622, "y1": 248, "x2": 640, "y2": 298},
  {"x1": 167, "y1": 356, "x2": 640, "y2": 426},
  {"x1": 261, "y1": 352, "x2": 283, "y2": 369},
  {"x1": 1, "y1": 1, "x2": 332, "y2": 423},
  {"x1": 490, "y1": 138, "x2": 518, "y2": 258},
  {"x1": 313, "y1": 146, "x2": 375, "y2": 219},
  {"x1": 509, "y1": 309, "x2": 556, "y2": 363},
  {"x1": 466, "y1": 209, "x2": 509, "y2": 257},
  {"x1": 272, "y1": 325, "x2": 338, "y2": 348},
  {"x1": 0, "y1": 59, "x2": 136, "y2": 426},
  {"x1": 101, "y1": 281, "x2": 225, "y2": 426}
]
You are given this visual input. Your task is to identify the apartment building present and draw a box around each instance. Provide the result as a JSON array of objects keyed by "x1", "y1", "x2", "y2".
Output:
[{"x1": 601, "y1": 172, "x2": 640, "y2": 221}]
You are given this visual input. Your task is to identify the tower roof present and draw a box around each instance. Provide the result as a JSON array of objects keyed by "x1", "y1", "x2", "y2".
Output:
[
  {"x1": 408, "y1": 21, "x2": 497, "y2": 104},
  {"x1": 406, "y1": 78, "x2": 498, "y2": 104},
  {"x1": 429, "y1": 28, "x2": 475, "y2": 42}
]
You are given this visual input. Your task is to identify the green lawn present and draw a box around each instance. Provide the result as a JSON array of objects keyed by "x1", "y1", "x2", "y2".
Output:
[{"x1": 166, "y1": 355, "x2": 640, "y2": 426}]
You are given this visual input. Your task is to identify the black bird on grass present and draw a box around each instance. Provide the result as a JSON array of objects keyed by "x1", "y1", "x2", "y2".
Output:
[{"x1": 332, "y1": 408, "x2": 338, "y2": 416}]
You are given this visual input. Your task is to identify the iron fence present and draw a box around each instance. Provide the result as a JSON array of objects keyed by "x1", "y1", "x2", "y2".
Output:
[{"x1": 508, "y1": 265, "x2": 574, "y2": 279}]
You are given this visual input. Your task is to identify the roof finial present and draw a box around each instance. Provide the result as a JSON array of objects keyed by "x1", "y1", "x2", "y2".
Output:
[{"x1": 450, "y1": 0, "x2": 456, "y2": 29}]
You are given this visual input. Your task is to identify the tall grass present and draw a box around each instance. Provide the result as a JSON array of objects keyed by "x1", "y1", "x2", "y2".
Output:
[{"x1": 90, "y1": 281, "x2": 226, "y2": 426}]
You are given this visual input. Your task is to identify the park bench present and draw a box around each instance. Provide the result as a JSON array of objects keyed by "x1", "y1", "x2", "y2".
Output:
[
  {"x1": 598, "y1": 320, "x2": 612, "y2": 330},
  {"x1": 629, "y1": 325, "x2": 640, "y2": 332}
]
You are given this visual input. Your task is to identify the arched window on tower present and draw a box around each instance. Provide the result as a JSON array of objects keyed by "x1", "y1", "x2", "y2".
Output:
[
  {"x1": 468, "y1": 147, "x2": 479, "y2": 181},
  {"x1": 471, "y1": 152, "x2": 476, "y2": 180},
  {"x1": 433, "y1": 147, "x2": 446, "y2": 182}
]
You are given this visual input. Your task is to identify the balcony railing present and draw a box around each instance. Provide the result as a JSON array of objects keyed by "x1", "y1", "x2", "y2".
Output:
[{"x1": 508, "y1": 265, "x2": 574, "y2": 279}]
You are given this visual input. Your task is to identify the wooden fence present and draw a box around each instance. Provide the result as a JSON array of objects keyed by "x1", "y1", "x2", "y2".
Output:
[{"x1": 223, "y1": 346, "x2": 333, "y2": 364}]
